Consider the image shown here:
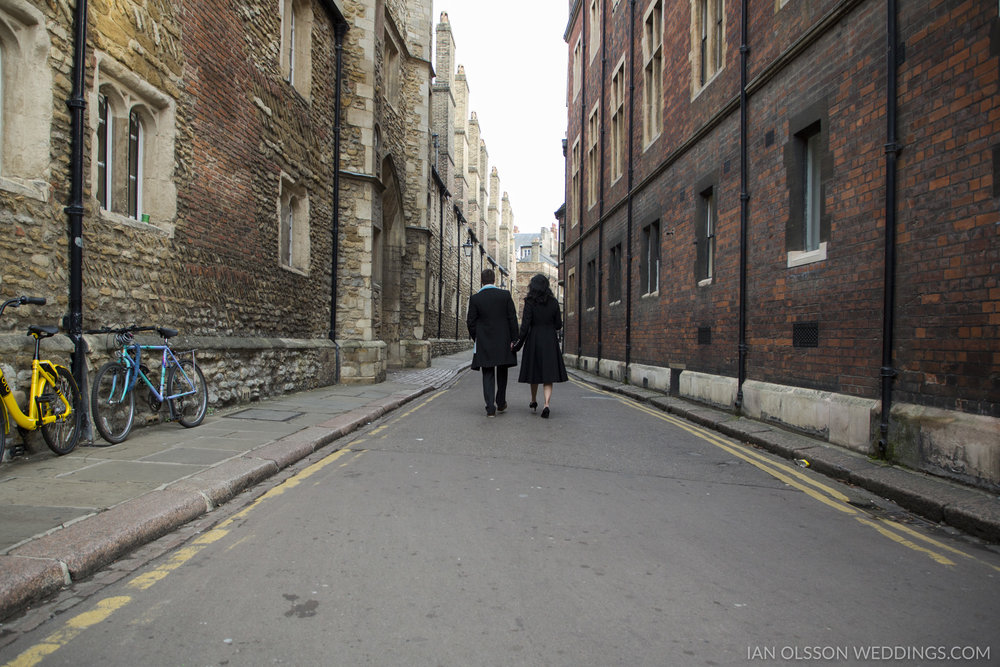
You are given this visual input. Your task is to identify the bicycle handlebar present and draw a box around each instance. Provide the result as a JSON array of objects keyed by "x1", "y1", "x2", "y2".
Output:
[{"x1": 0, "y1": 295, "x2": 46, "y2": 318}]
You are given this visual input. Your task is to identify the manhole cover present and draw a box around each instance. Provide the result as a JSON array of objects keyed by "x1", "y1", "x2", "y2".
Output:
[{"x1": 226, "y1": 409, "x2": 303, "y2": 422}]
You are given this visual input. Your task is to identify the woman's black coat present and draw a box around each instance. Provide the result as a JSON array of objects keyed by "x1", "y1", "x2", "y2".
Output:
[{"x1": 517, "y1": 297, "x2": 568, "y2": 384}]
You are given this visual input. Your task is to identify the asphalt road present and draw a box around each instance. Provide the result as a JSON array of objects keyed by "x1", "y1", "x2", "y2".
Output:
[{"x1": 1, "y1": 370, "x2": 998, "y2": 666}]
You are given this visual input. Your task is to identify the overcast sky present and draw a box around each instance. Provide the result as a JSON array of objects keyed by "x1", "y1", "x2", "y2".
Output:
[{"x1": 431, "y1": 1, "x2": 569, "y2": 234}]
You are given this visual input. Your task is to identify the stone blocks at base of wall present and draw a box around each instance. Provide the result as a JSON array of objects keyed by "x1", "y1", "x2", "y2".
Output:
[
  {"x1": 740, "y1": 380, "x2": 877, "y2": 453},
  {"x1": 387, "y1": 339, "x2": 431, "y2": 370},
  {"x1": 680, "y1": 371, "x2": 738, "y2": 413},
  {"x1": 627, "y1": 363, "x2": 672, "y2": 393},
  {"x1": 337, "y1": 340, "x2": 387, "y2": 384},
  {"x1": 889, "y1": 403, "x2": 1000, "y2": 491}
]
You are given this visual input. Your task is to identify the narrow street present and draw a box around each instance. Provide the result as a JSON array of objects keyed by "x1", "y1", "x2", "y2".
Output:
[{"x1": 2, "y1": 369, "x2": 997, "y2": 666}]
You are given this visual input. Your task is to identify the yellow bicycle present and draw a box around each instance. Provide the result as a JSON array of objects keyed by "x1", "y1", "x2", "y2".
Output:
[{"x1": 0, "y1": 296, "x2": 82, "y2": 461}]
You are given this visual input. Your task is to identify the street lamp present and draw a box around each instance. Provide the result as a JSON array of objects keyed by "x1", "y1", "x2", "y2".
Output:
[{"x1": 462, "y1": 241, "x2": 474, "y2": 258}]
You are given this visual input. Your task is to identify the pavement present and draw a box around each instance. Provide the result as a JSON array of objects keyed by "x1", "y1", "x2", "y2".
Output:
[{"x1": 0, "y1": 350, "x2": 998, "y2": 623}]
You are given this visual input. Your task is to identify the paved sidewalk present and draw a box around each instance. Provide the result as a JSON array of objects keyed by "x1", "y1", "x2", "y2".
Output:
[{"x1": 0, "y1": 351, "x2": 472, "y2": 621}]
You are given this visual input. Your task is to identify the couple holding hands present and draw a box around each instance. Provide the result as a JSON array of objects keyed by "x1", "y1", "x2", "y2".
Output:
[{"x1": 466, "y1": 269, "x2": 568, "y2": 418}]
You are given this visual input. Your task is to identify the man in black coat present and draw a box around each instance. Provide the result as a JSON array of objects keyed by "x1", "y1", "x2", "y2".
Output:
[{"x1": 466, "y1": 268, "x2": 519, "y2": 417}]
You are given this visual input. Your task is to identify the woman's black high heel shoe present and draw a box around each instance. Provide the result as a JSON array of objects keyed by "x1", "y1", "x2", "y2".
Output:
[
  {"x1": 541, "y1": 407, "x2": 550, "y2": 419},
  {"x1": 529, "y1": 402, "x2": 537, "y2": 413}
]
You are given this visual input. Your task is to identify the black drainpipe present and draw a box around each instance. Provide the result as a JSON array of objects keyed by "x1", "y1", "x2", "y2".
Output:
[
  {"x1": 879, "y1": 0, "x2": 900, "y2": 457},
  {"x1": 455, "y1": 206, "x2": 462, "y2": 338},
  {"x1": 66, "y1": 0, "x2": 88, "y2": 406},
  {"x1": 576, "y1": 11, "x2": 587, "y2": 360},
  {"x1": 329, "y1": 17, "x2": 348, "y2": 383},
  {"x1": 624, "y1": 0, "x2": 636, "y2": 370},
  {"x1": 735, "y1": 0, "x2": 750, "y2": 410},
  {"x1": 596, "y1": 0, "x2": 607, "y2": 367}
]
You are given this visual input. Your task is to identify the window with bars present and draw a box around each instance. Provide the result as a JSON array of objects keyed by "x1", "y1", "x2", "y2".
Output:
[
  {"x1": 608, "y1": 243, "x2": 622, "y2": 303},
  {"x1": 696, "y1": 186, "x2": 716, "y2": 283},
  {"x1": 586, "y1": 259, "x2": 597, "y2": 309},
  {"x1": 641, "y1": 221, "x2": 660, "y2": 295}
]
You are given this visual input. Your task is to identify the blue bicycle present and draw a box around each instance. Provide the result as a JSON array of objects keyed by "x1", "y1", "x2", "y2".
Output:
[{"x1": 88, "y1": 325, "x2": 207, "y2": 444}]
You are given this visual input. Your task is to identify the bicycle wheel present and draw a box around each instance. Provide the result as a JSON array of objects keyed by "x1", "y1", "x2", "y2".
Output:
[
  {"x1": 40, "y1": 365, "x2": 83, "y2": 455},
  {"x1": 168, "y1": 359, "x2": 207, "y2": 428},
  {"x1": 91, "y1": 361, "x2": 135, "y2": 444}
]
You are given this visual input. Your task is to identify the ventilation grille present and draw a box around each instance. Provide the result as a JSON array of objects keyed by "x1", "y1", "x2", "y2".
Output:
[
  {"x1": 793, "y1": 322, "x2": 819, "y2": 348},
  {"x1": 697, "y1": 326, "x2": 712, "y2": 345}
]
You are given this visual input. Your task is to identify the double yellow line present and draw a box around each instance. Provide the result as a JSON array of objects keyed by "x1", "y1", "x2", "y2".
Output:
[
  {"x1": 4, "y1": 447, "x2": 368, "y2": 667},
  {"x1": 578, "y1": 379, "x2": 999, "y2": 573}
]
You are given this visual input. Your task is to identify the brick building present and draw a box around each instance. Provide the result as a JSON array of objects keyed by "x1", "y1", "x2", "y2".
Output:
[
  {"x1": 562, "y1": 0, "x2": 999, "y2": 489},
  {"x1": 0, "y1": 0, "x2": 514, "y2": 456}
]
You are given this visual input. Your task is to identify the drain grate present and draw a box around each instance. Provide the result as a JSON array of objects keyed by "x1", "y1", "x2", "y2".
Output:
[{"x1": 226, "y1": 409, "x2": 303, "y2": 422}]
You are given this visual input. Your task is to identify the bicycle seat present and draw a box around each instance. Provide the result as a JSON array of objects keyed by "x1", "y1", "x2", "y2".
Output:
[
  {"x1": 157, "y1": 327, "x2": 179, "y2": 339},
  {"x1": 28, "y1": 325, "x2": 59, "y2": 339}
]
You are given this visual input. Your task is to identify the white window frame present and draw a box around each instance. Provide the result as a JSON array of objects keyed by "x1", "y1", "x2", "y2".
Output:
[{"x1": 587, "y1": 103, "x2": 600, "y2": 210}]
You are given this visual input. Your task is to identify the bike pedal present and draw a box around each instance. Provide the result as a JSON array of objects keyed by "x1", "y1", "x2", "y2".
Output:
[{"x1": 10, "y1": 444, "x2": 25, "y2": 458}]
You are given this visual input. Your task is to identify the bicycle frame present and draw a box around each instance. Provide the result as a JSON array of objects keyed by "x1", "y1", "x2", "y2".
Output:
[
  {"x1": 114, "y1": 342, "x2": 199, "y2": 404},
  {"x1": 0, "y1": 348, "x2": 74, "y2": 431}
]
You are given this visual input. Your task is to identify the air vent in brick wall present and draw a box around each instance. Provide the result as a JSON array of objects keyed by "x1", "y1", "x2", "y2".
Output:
[
  {"x1": 698, "y1": 326, "x2": 711, "y2": 345},
  {"x1": 793, "y1": 322, "x2": 819, "y2": 348}
]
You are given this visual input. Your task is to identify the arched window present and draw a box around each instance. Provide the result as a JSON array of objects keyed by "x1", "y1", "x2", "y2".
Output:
[{"x1": 92, "y1": 52, "x2": 177, "y2": 231}]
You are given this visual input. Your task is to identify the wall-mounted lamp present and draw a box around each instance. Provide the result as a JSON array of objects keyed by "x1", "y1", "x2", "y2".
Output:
[{"x1": 462, "y1": 241, "x2": 474, "y2": 258}]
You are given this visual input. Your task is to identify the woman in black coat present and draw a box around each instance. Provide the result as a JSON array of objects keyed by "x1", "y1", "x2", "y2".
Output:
[{"x1": 515, "y1": 274, "x2": 568, "y2": 418}]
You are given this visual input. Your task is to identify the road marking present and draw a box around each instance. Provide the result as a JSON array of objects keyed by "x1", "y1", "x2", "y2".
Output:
[
  {"x1": 4, "y1": 596, "x2": 131, "y2": 667},
  {"x1": 3, "y1": 445, "x2": 362, "y2": 666},
  {"x1": 587, "y1": 382, "x2": 992, "y2": 570}
]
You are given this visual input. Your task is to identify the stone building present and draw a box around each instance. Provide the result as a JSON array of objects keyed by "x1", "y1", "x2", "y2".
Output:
[
  {"x1": 562, "y1": 0, "x2": 999, "y2": 489},
  {"x1": 513, "y1": 224, "x2": 561, "y2": 317},
  {"x1": 427, "y1": 11, "x2": 517, "y2": 339},
  {"x1": 0, "y1": 0, "x2": 514, "y2": 456}
]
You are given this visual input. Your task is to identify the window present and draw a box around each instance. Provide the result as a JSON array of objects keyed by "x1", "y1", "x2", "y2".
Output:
[
  {"x1": 279, "y1": 176, "x2": 310, "y2": 273},
  {"x1": 586, "y1": 259, "x2": 597, "y2": 309},
  {"x1": 96, "y1": 94, "x2": 109, "y2": 208},
  {"x1": 696, "y1": 186, "x2": 716, "y2": 283},
  {"x1": 520, "y1": 246, "x2": 532, "y2": 260},
  {"x1": 570, "y1": 137, "x2": 581, "y2": 227},
  {"x1": 608, "y1": 243, "x2": 622, "y2": 303},
  {"x1": 566, "y1": 268, "x2": 577, "y2": 316},
  {"x1": 384, "y1": 31, "x2": 401, "y2": 107},
  {"x1": 786, "y1": 112, "x2": 829, "y2": 267},
  {"x1": 282, "y1": 0, "x2": 313, "y2": 97},
  {"x1": 0, "y1": 1, "x2": 51, "y2": 200},
  {"x1": 127, "y1": 110, "x2": 143, "y2": 219},
  {"x1": 642, "y1": 0, "x2": 663, "y2": 147},
  {"x1": 587, "y1": 104, "x2": 599, "y2": 209},
  {"x1": 610, "y1": 61, "x2": 626, "y2": 182},
  {"x1": 803, "y1": 131, "x2": 821, "y2": 252},
  {"x1": 693, "y1": 0, "x2": 725, "y2": 90},
  {"x1": 572, "y1": 37, "x2": 583, "y2": 101},
  {"x1": 92, "y1": 53, "x2": 177, "y2": 230},
  {"x1": 589, "y1": 0, "x2": 602, "y2": 62},
  {"x1": 641, "y1": 221, "x2": 660, "y2": 295}
]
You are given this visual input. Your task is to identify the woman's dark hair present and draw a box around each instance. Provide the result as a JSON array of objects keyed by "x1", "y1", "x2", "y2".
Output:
[{"x1": 526, "y1": 274, "x2": 553, "y2": 304}]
